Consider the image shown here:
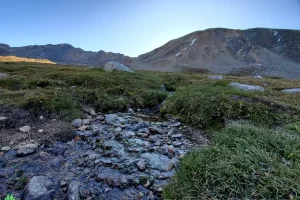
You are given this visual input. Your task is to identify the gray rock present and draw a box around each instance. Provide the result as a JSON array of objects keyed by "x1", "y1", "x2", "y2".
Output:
[
  {"x1": 82, "y1": 119, "x2": 91, "y2": 125},
  {"x1": 19, "y1": 125, "x2": 31, "y2": 133},
  {"x1": 67, "y1": 180, "x2": 80, "y2": 200},
  {"x1": 0, "y1": 73, "x2": 9, "y2": 79},
  {"x1": 17, "y1": 144, "x2": 38, "y2": 156},
  {"x1": 0, "y1": 116, "x2": 8, "y2": 121},
  {"x1": 104, "y1": 61, "x2": 134, "y2": 73},
  {"x1": 105, "y1": 114, "x2": 118, "y2": 124},
  {"x1": 281, "y1": 88, "x2": 300, "y2": 93},
  {"x1": 136, "y1": 160, "x2": 147, "y2": 171},
  {"x1": 128, "y1": 108, "x2": 134, "y2": 114},
  {"x1": 1, "y1": 146, "x2": 11, "y2": 151},
  {"x1": 208, "y1": 75, "x2": 223, "y2": 80},
  {"x1": 229, "y1": 83, "x2": 265, "y2": 92},
  {"x1": 149, "y1": 127, "x2": 164, "y2": 134},
  {"x1": 171, "y1": 134, "x2": 183, "y2": 140},
  {"x1": 141, "y1": 153, "x2": 171, "y2": 171},
  {"x1": 24, "y1": 176, "x2": 53, "y2": 200},
  {"x1": 72, "y1": 119, "x2": 82, "y2": 128}
]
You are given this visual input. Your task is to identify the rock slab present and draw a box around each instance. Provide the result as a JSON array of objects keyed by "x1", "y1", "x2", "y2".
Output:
[
  {"x1": 229, "y1": 83, "x2": 264, "y2": 92},
  {"x1": 281, "y1": 88, "x2": 300, "y2": 93}
]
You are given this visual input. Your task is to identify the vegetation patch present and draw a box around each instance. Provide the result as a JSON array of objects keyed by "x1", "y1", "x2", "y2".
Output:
[
  {"x1": 163, "y1": 123, "x2": 300, "y2": 199},
  {"x1": 161, "y1": 81, "x2": 300, "y2": 128}
]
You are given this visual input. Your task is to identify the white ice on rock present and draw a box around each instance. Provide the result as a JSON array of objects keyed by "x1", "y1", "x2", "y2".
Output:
[
  {"x1": 176, "y1": 53, "x2": 181, "y2": 57},
  {"x1": 184, "y1": 47, "x2": 188, "y2": 51},
  {"x1": 190, "y1": 39, "x2": 197, "y2": 46},
  {"x1": 278, "y1": 37, "x2": 282, "y2": 42},
  {"x1": 274, "y1": 31, "x2": 278, "y2": 36}
]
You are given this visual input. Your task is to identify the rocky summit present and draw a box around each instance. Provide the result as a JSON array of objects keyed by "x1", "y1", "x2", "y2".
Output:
[{"x1": 0, "y1": 110, "x2": 208, "y2": 199}]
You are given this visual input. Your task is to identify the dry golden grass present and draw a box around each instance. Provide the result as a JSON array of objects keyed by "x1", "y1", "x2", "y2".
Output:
[{"x1": 0, "y1": 56, "x2": 55, "y2": 64}]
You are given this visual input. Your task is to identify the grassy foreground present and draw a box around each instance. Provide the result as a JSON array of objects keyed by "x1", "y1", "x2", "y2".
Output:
[{"x1": 1, "y1": 62, "x2": 300, "y2": 199}]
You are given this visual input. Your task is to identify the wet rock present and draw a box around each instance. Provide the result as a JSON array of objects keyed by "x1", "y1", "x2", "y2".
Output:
[
  {"x1": 82, "y1": 119, "x2": 92, "y2": 125},
  {"x1": 19, "y1": 125, "x2": 31, "y2": 133},
  {"x1": 0, "y1": 116, "x2": 8, "y2": 121},
  {"x1": 99, "y1": 158, "x2": 113, "y2": 166},
  {"x1": 105, "y1": 114, "x2": 118, "y2": 124},
  {"x1": 229, "y1": 83, "x2": 265, "y2": 92},
  {"x1": 115, "y1": 127, "x2": 122, "y2": 132},
  {"x1": 68, "y1": 180, "x2": 80, "y2": 200},
  {"x1": 149, "y1": 127, "x2": 164, "y2": 134},
  {"x1": 136, "y1": 160, "x2": 147, "y2": 171},
  {"x1": 167, "y1": 128, "x2": 176, "y2": 136},
  {"x1": 17, "y1": 144, "x2": 38, "y2": 156},
  {"x1": 173, "y1": 141, "x2": 182, "y2": 147},
  {"x1": 131, "y1": 123, "x2": 147, "y2": 131},
  {"x1": 1, "y1": 146, "x2": 11, "y2": 151},
  {"x1": 24, "y1": 176, "x2": 53, "y2": 200},
  {"x1": 141, "y1": 153, "x2": 171, "y2": 171},
  {"x1": 96, "y1": 167, "x2": 130, "y2": 187},
  {"x1": 171, "y1": 134, "x2": 183, "y2": 140},
  {"x1": 208, "y1": 75, "x2": 223, "y2": 80},
  {"x1": 77, "y1": 125, "x2": 87, "y2": 131},
  {"x1": 72, "y1": 119, "x2": 82, "y2": 128}
]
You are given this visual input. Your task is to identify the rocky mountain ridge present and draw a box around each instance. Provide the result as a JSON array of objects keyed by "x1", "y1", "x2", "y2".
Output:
[
  {"x1": 131, "y1": 28, "x2": 300, "y2": 78},
  {"x1": 1, "y1": 28, "x2": 300, "y2": 78},
  {"x1": 0, "y1": 43, "x2": 133, "y2": 66}
]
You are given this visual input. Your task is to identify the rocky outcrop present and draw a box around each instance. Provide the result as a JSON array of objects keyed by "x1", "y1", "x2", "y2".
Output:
[
  {"x1": 229, "y1": 83, "x2": 265, "y2": 92},
  {"x1": 104, "y1": 61, "x2": 134, "y2": 72},
  {"x1": 0, "y1": 110, "x2": 209, "y2": 199},
  {"x1": 281, "y1": 88, "x2": 300, "y2": 93}
]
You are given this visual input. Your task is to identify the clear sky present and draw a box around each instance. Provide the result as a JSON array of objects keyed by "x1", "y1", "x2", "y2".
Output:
[{"x1": 1, "y1": 0, "x2": 300, "y2": 57}]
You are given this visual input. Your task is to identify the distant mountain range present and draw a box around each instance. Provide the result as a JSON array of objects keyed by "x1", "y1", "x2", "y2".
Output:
[
  {"x1": 0, "y1": 43, "x2": 133, "y2": 66},
  {"x1": 1, "y1": 28, "x2": 300, "y2": 78}
]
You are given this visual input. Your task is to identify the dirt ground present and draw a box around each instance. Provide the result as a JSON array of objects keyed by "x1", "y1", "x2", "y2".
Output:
[{"x1": 0, "y1": 105, "x2": 75, "y2": 148}]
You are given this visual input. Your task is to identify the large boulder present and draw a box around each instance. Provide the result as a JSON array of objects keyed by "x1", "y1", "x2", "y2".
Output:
[
  {"x1": 104, "y1": 61, "x2": 134, "y2": 72},
  {"x1": 281, "y1": 88, "x2": 300, "y2": 93},
  {"x1": 24, "y1": 176, "x2": 53, "y2": 200},
  {"x1": 229, "y1": 83, "x2": 264, "y2": 92}
]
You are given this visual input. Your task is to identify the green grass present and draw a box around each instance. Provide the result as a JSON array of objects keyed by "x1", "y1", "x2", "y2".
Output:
[
  {"x1": 163, "y1": 123, "x2": 300, "y2": 199},
  {"x1": 0, "y1": 62, "x2": 171, "y2": 119},
  {"x1": 161, "y1": 81, "x2": 300, "y2": 128}
]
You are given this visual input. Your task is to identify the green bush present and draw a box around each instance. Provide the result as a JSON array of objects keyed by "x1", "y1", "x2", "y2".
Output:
[{"x1": 163, "y1": 124, "x2": 300, "y2": 199}]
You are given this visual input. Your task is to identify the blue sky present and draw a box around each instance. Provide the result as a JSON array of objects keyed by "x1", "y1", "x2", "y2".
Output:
[{"x1": 1, "y1": 0, "x2": 300, "y2": 57}]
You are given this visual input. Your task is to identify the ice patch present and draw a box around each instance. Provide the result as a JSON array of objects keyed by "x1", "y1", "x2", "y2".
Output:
[
  {"x1": 184, "y1": 47, "x2": 188, "y2": 51},
  {"x1": 190, "y1": 39, "x2": 197, "y2": 46},
  {"x1": 176, "y1": 53, "x2": 181, "y2": 57},
  {"x1": 277, "y1": 37, "x2": 281, "y2": 42},
  {"x1": 274, "y1": 31, "x2": 278, "y2": 36}
]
